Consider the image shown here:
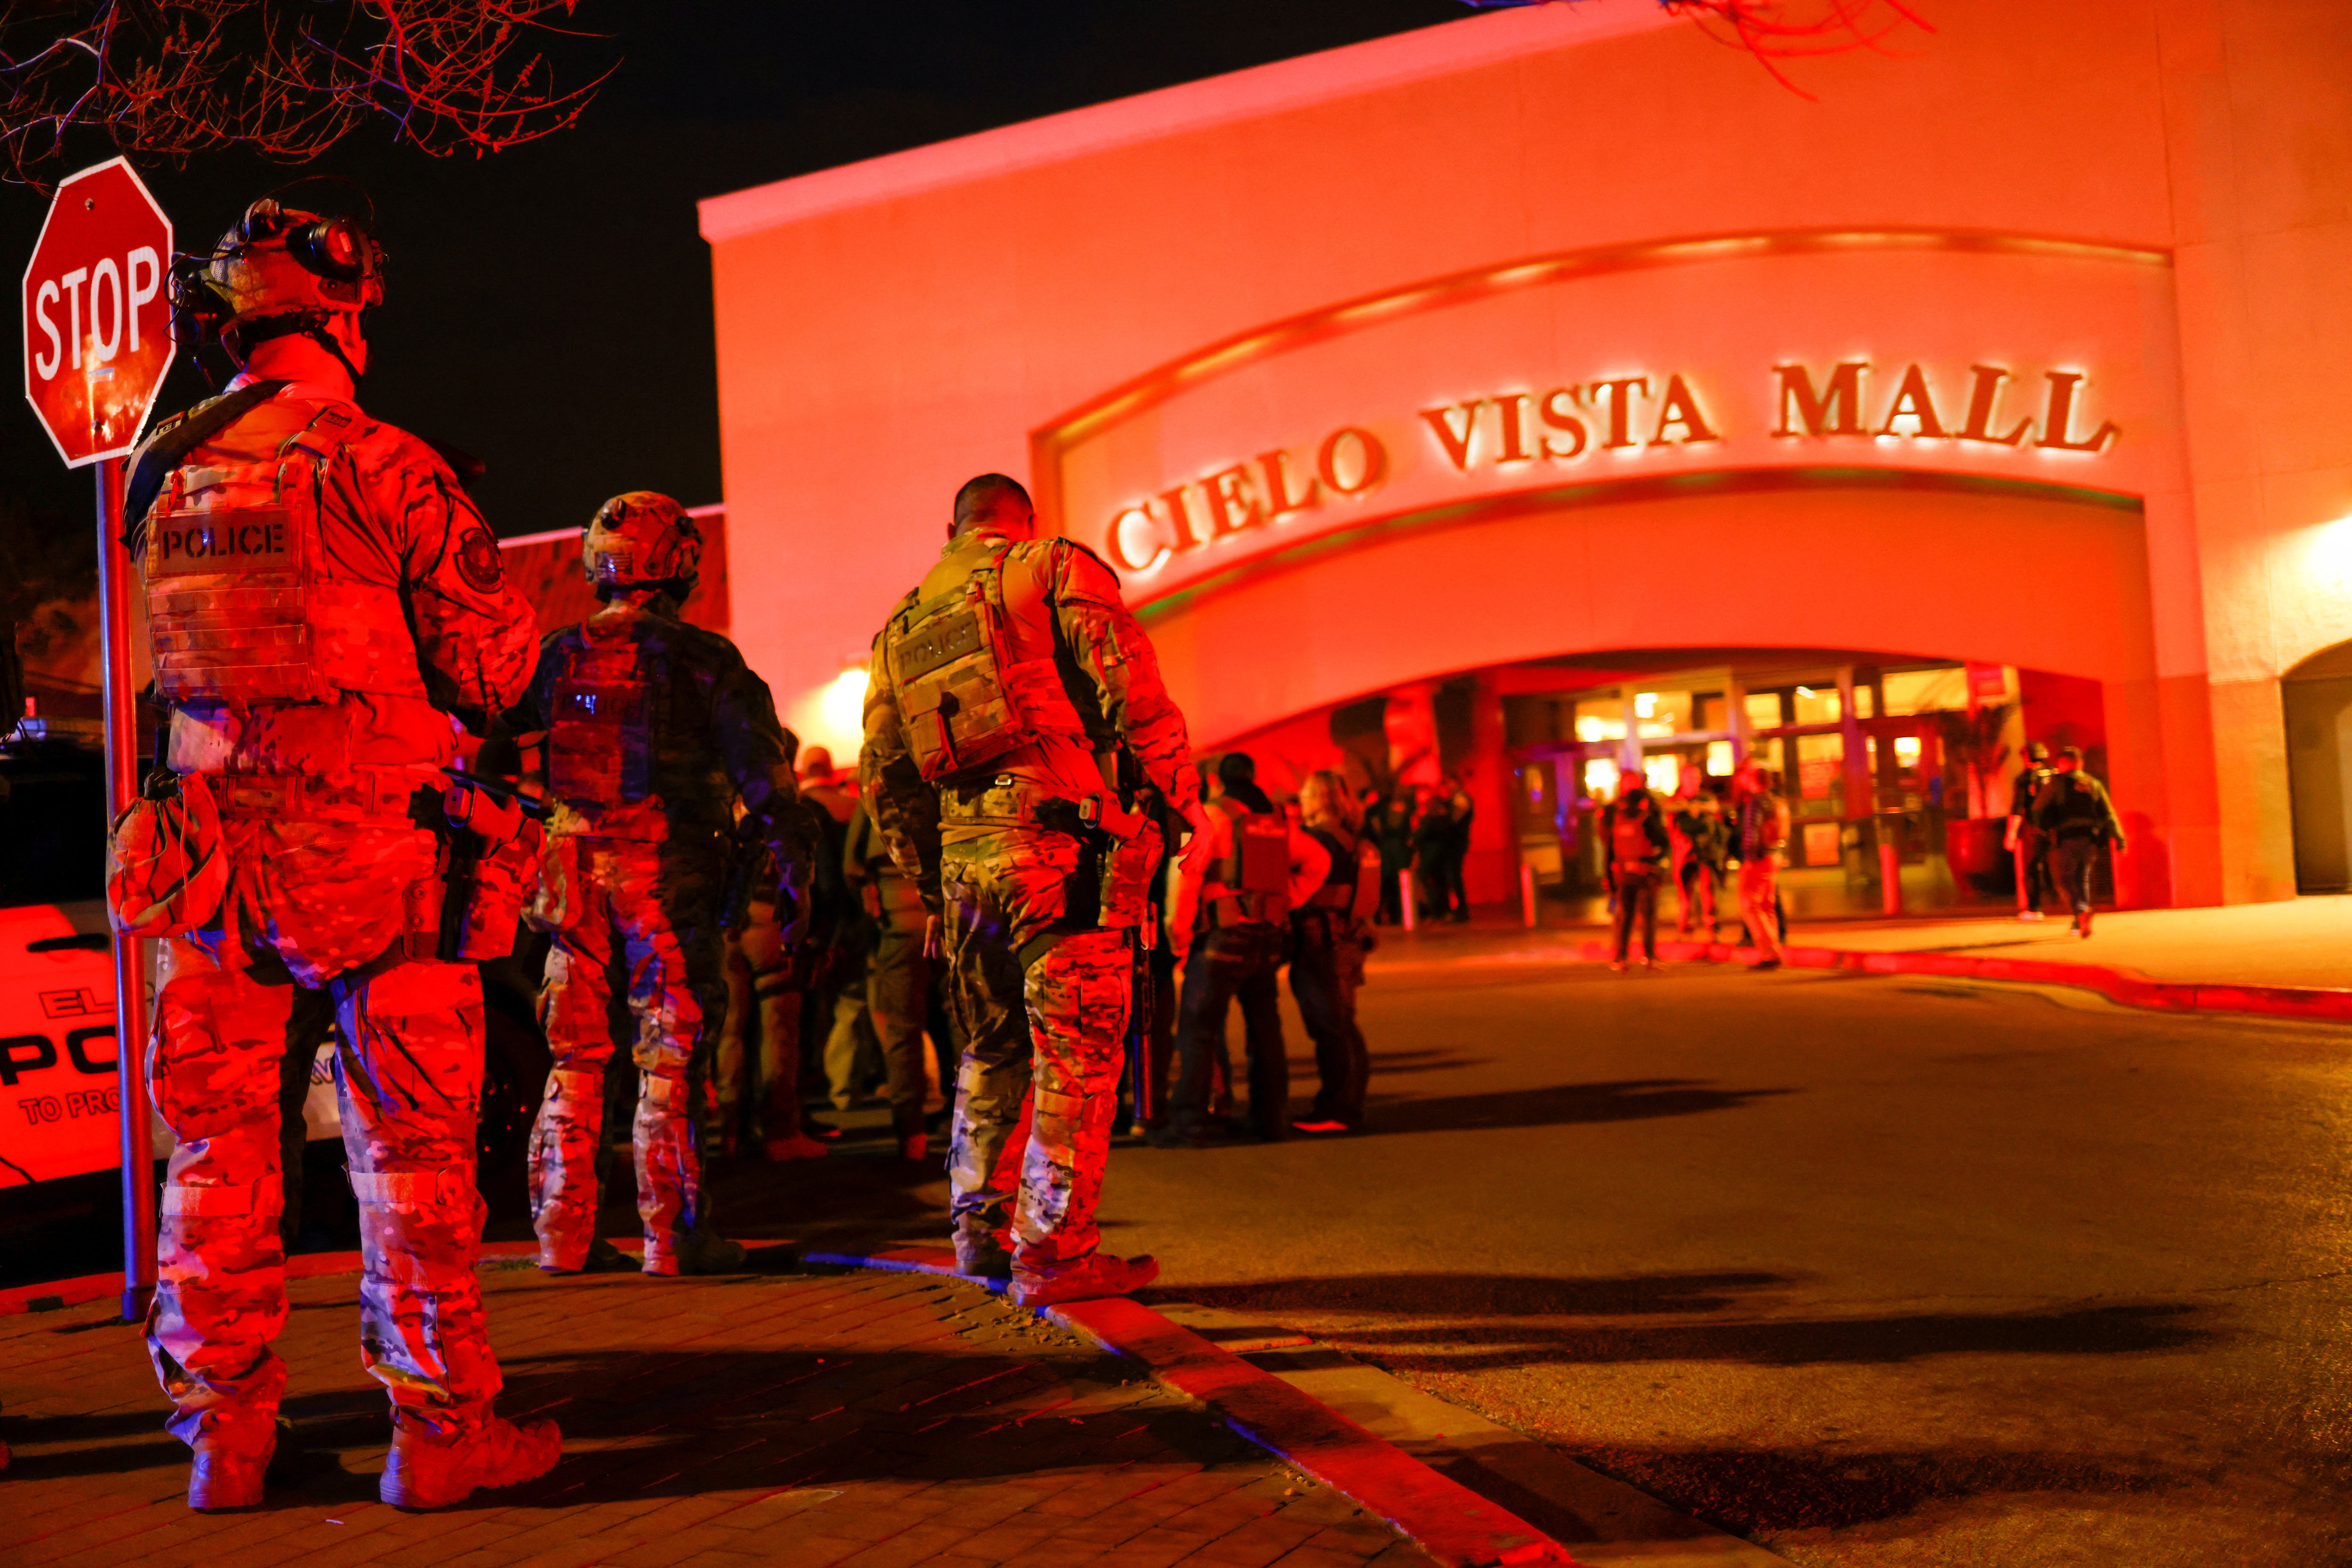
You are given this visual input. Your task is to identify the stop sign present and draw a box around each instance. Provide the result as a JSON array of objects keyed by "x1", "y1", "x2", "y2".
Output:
[{"x1": 22, "y1": 158, "x2": 174, "y2": 469}]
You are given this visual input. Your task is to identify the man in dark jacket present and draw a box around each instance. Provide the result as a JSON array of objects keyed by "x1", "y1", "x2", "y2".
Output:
[
  {"x1": 2005, "y1": 741, "x2": 2056, "y2": 921},
  {"x1": 2030, "y1": 746, "x2": 2126, "y2": 937},
  {"x1": 1601, "y1": 781, "x2": 1670, "y2": 969}
]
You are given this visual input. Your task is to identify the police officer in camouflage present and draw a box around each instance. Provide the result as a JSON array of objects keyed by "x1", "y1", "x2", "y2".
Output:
[
  {"x1": 861, "y1": 474, "x2": 1199, "y2": 1308},
  {"x1": 501, "y1": 493, "x2": 804, "y2": 1280},
  {"x1": 121, "y1": 192, "x2": 555, "y2": 1512}
]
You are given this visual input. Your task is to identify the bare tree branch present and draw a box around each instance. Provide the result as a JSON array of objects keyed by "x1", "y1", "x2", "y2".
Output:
[{"x1": 0, "y1": 1, "x2": 614, "y2": 187}]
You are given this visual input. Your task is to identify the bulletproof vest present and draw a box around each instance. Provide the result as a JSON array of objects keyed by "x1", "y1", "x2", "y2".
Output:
[
  {"x1": 1611, "y1": 808, "x2": 1656, "y2": 866},
  {"x1": 547, "y1": 627, "x2": 652, "y2": 808},
  {"x1": 879, "y1": 536, "x2": 1099, "y2": 782},
  {"x1": 2044, "y1": 773, "x2": 2103, "y2": 832},
  {"x1": 1210, "y1": 795, "x2": 1291, "y2": 922},
  {"x1": 142, "y1": 396, "x2": 423, "y2": 705}
]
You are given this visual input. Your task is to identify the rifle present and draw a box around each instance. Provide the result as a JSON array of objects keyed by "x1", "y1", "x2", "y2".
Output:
[{"x1": 1120, "y1": 768, "x2": 1178, "y2": 1129}]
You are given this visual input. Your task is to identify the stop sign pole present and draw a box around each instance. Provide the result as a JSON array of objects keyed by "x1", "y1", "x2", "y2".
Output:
[{"x1": 22, "y1": 159, "x2": 176, "y2": 1321}]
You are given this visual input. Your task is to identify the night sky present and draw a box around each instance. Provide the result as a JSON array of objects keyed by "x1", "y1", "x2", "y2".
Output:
[{"x1": 0, "y1": 0, "x2": 1467, "y2": 583}]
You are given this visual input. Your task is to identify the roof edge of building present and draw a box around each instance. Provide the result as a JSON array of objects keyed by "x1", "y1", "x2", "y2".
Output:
[{"x1": 696, "y1": 1, "x2": 1678, "y2": 244}]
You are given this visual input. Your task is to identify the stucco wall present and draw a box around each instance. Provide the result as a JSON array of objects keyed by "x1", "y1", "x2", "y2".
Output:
[{"x1": 702, "y1": 0, "x2": 2352, "y2": 907}]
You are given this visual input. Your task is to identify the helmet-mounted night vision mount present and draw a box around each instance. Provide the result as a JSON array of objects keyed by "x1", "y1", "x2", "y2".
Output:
[{"x1": 170, "y1": 177, "x2": 387, "y2": 390}]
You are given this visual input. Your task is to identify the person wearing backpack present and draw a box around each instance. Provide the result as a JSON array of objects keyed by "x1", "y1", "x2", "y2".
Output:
[
  {"x1": 1161, "y1": 752, "x2": 1327, "y2": 1145},
  {"x1": 1731, "y1": 760, "x2": 1792, "y2": 970},
  {"x1": 2030, "y1": 746, "x2": 2127, "y2": 937},
  {"x1": 1601, "y1": 780, "x2": 1671, "y2": 969}
]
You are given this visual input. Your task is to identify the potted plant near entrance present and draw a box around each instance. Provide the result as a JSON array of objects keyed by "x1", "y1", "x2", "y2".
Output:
[{"x1": 1938, "y1": 702, "x2": 2016, "y2": 896}]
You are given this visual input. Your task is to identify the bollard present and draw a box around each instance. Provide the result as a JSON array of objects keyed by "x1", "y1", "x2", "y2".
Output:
[
  {"x1": 1880, "y1": 818, "x2": 1903, "y2": 916},
  {"x1": 1399, "y1": 869, "x2": 1417, "y2": 931},
  {"x1": 1520, "y1": 864, "x2": 1538, "y2": 928}
]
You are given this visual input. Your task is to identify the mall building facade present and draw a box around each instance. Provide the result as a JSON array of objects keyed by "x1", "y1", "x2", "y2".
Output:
[{"x1": 699, "y1": 0, "x2": 2351, "y2": 912}]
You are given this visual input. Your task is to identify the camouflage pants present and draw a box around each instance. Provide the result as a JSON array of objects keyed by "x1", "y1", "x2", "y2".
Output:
[
  {"x1": 529, "y1": 835, "x2": 726, "y2": 1273},
  {"x1": 941, "y1": 827, "x2": 1139, "y2": 1270},
  {"x1": 713, "y1": 898, "x2": 803, "y2": 1148},
  {"x1": 868, "y1": 904, "x2": 935, "y2": 1116},
  {"x1": 147, "y1": 936, "x2": 501, "y2": 1452}
]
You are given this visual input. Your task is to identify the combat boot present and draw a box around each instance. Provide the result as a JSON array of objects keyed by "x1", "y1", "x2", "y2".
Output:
[
  {"x1": 1009, "y1": 1252, "x2": 1159, "y2": 1309},
  {"x1": 646, "y1": 1228, "x2": 747, "y2": 1276},
  {"x1": 380, "y1": 1410, "x2": 561, "y2": 1510},
  {"x1": 187, "y1": 1425, "x2": 275, "y2": 1511},
  {"x1": 540, "y1": 1235, "x2": 635, "y2": 1276},
  {"x1": 954, "y1": 1223, "x2": 1013, "y2": 1282}
]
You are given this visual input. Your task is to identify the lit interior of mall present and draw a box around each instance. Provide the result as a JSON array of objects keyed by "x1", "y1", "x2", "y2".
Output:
[{"x1": 1218, "y1": 652, "x2": 2110, "y2": 921}]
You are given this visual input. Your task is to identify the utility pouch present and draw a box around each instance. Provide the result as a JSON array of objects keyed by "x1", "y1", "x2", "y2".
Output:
[
  {"x1": 106, "y1": 770, "x2": 230, "y2": 938},
  {"x1": 452, "y1": 818, "x2": 541, "y2": 961},
  {"x1": 524, "y1": 833, "x2": 585, "y2": 935}
]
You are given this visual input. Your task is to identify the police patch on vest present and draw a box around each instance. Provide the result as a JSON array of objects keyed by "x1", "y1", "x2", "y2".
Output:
[
  {"x1": 455, "y1": 527, "x2": 505, "y2": 592},
  {"x1": 147, "y1": 509, "x2": 294, "y2": 576}
]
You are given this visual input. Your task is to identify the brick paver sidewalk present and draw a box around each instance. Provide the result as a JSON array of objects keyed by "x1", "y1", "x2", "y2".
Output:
[{"x1": 3, "y1": 1258, "x2": 1428, "y2": 1568}]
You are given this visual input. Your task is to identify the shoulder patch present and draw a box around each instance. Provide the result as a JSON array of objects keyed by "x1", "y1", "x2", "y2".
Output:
[{"x1": 455, "y1": 527, "x2": 506, "y2": 593}]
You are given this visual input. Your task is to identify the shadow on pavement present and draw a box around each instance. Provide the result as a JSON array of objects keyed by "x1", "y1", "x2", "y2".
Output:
[
  {"x1": 1559, "y1": 1438, "x2": 2175, "y2": 1534},
  {"x1": 1359, "y1": 1078, "x2": 1795, "y2": 1136},
  {"x1": 1148, "y1": 1271, "x2": 1787, "y2": 1317},
  {"x1": 1331, "y1": 1300, "x2": 2211, "y2": 1369}
]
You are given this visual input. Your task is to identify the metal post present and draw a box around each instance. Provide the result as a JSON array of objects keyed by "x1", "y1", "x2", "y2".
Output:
[
  {"x1": 1879, "y1": 817, "x2": 1904, "y2": 917},
  {"x1": 97, "y1": 455, "x2": 156, "y2": 1322},
  {"x1": 1520, "y1": 863, "x2": 1538, "y2": 929},
  {"x1": 1399, "y1": 868, "x2": 1417, "y2": 932}
]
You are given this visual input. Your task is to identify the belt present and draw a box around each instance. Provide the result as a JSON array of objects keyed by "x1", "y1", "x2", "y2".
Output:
[
  {"x1": 206, "y1": 769, "x2": 434, "y2": 823},
  {"x1": 1304, "y1": 885, "x2": 1354, "y2": 909},
  {"x1": 941, "y1": 774, "x2": 1146, "y2": 838},
  {"x1": 1207, "y1": 892, "x2": 1274, "y2": 927}
]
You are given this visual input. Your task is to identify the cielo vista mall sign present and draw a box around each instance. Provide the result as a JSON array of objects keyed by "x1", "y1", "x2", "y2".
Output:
[{"x1": 700, "y1": 0, "x2": 2349, "y2": 911}]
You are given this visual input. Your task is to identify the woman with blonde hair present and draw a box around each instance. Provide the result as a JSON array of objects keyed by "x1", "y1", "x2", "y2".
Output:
[{"x1": 1289, "y1": 769, "x2": 1378, "y2": 1133}]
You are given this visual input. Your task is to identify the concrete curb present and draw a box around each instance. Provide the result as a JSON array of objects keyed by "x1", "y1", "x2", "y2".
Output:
[
  {"x1": 810, "y1": 1245, "x2": 1576, "y2": 1568},
  {"x1": 1538, "y1": 935, "x2": 2352, "y2": 1024}
]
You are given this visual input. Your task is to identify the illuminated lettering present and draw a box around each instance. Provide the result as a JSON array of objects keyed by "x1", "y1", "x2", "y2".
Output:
[
  {"x1": 1318, "y1": 428, "x2": 1386, "y2": 494},
  {"x1": 1258, "y1": 449, "x2": 1321, "y2": 517},
  {"x1": 1418, "y1": 402, "x2": 1481, "y2": 470},
  {"x1": 1589, "y1": 378, "x2": 1648, "y2": 450},
  {"x1": 1493, "y1": 394, "x2": 1533, "y2": 463},
  {"x1": 1876, "y1": 363, "x2": 1946, "y2": 438},
  {"x1": 1105, "y1": 506, "x2": 1168, "y2": 573},
  {"x1": 2036, "y1": 372, "x2": 2119, "y2": 453},
  {"x1": 1959, "y1": 364, "x2": 2033, "y2": 445},
  {"x1": 1201, "y1": 464, "x2": 1263, "y2": 538},
  {"x1": 1158, "y1": 485, "x2": 1199, "y2": 551},
  {"x1": 1538, "y1": 388, "x2": 1587, "y2": 460},
  {"x1": 1648, "y1": 374, "x2": 1719, "y2": 446},
  {"x1": 1773, "y1": 361, "x2": 1867, "y2": 437}
]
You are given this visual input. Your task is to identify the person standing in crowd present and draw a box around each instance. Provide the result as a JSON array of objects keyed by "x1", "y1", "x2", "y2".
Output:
[
  {"x1": 1601, "y1": 779, "x2": 1670, "y2": 970},
  {"x1": 1439, "y1": 777, "x2": 1475, "y2": 922},
  {"x1": 1372, "y1": 784, "x2": 1415, "y2": 923},
  {"x1": 1412, "y1": 785, "x2": 1454, "y2": 919},
  {"x1": 119, "y1": 191, "x2": 552, "y2": 1510},
  {"x1": 862, "y1": 473, "x2": 1196, "y2": 1306},
  {"x1": 2031, "y1": 746, "x2": 2126, "y2": 938},
  {"x1": 1164, "y1": 752, "x2": 1328, "y2": 1146},
  {"x1": 1289, "y1": 769, "x2": 1381, "y2": 1134},
  {"x1": 843, "y1": 796, "x2": 942, "y2": 1159},
  {"x1": 1731, "y1": 759, "x2": 1790, "y2": 971},
  {"x1": 798, "y1": 747, "x2": 881, "y2": 1114},
  {"x1": 712, "y1": 795, "x2": 828, "y2": 1163},
  {"x1": 511, "y1": 493, "x2": 805, "y2": 1283},
  {"x1": 1673, "y1": 786, "x2": 1731, "y2": 941},
  {"x1": 2006, "y1": 741, "x2": 2055, "y2": 922}
]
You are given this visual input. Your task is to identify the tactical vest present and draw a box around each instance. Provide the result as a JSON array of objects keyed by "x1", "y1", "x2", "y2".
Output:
[
  {"x1": 1209, "y1": 795, "x2": 1292, "y2": 923},
  {"x1": 546, "y1": 617, "x2": 658, "y2": 810},
  {"x1": 143, "y1": 398, "x2": 423, "y2": 705},
  {"x1": 879, "y1": 540, "x2": 1095, "y2": 782},
  {"x1": 1611, "y1": 808, "x2": 1658, "y2": 868},
  {"x1": 1303, "y1": 825, "x2": 1383, "y2": 922}
]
